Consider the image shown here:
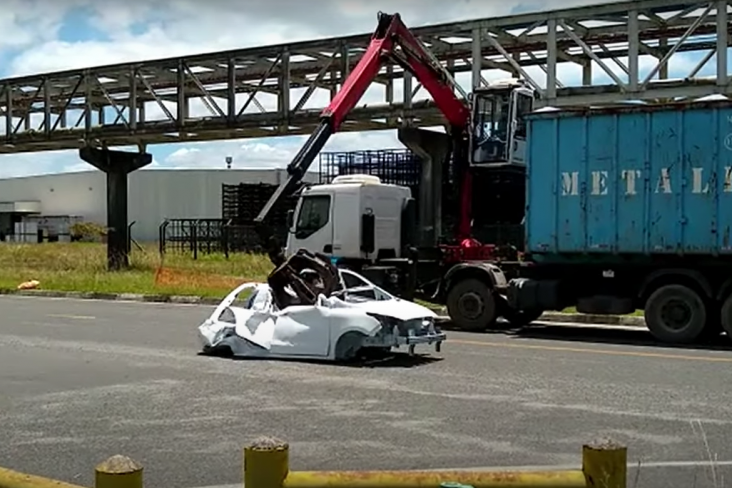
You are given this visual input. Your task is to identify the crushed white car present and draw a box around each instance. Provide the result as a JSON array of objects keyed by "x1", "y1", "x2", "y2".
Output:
[{"x1": 198, "y1": 250, "x2": 446, "y2": 361}]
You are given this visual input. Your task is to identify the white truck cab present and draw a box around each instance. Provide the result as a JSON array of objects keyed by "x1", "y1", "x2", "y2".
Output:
[{"x1": 285, "y1": 174, "x2": 414, "y2": 262}]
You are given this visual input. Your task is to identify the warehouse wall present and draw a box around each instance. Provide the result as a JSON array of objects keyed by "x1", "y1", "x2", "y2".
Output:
[
  {"x1": 0, "y1": 171, "x2": 105, "y2": 222},
  {"x1": 0, "y1": 168, "x2": 320, "y2": 242}
]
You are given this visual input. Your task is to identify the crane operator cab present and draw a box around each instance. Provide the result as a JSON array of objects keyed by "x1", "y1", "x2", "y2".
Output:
[{"x1": 469, "y1": 78, "x2": 537, "y2": 167}]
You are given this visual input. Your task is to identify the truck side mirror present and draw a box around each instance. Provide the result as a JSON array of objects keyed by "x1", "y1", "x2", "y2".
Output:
[
  {"x1": 286, "y1": 209, "x2": 294, "y2": 232},
  {"x1": 361, "y1": 212, "x2": 375, "y2": 254}
]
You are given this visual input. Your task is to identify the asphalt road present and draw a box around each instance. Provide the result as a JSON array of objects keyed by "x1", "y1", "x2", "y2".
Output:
[{"x1": 2, "y1": 296, "x2": 732, "y2": 488}]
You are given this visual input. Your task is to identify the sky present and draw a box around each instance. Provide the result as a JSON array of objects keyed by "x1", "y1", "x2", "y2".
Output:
[{"x1": 0, "y1": 0, "x2": 726, "y2": 178}]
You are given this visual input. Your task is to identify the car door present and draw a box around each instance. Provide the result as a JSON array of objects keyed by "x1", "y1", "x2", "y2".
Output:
[{"x1": 268, "y1": 304, "x2": 332, "y2": 357}]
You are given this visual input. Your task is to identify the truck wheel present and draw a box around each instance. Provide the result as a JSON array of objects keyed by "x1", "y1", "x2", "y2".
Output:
[
  {"x1": 644, "y1": 284, "x2": 707, "y2": 344},
  {"x1": 446, "y1": 278, "x2": 496, "y2": 332},
  {"x1": 495, "y1": 294, "x2": 543, "y2": 327},
  {"x1": 505, "y1": 308, "x2": 544, "y2": 327},
  {"x1": 719, "y1": 294, "x2": 732, "y2": 340}
]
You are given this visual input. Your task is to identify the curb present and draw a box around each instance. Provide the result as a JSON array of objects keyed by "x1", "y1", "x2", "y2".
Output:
[
  {"x1": 0, "y1": 288, "x2": 647, "y2": 327},
  {"x1": 0, "y1": 288, "x2": 223, "y2": 306},
  {"x1": 538, "y1": 311, "x2": 645, "y2": 327}
]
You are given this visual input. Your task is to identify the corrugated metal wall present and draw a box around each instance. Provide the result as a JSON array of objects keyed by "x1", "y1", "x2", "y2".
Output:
[{"x1": 526, "y1": 101, "x2": 732, "y2": 257}]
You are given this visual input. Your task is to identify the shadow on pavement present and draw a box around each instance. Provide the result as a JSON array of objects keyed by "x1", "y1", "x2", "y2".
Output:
[
  {"x1": 340, "y1": 352, "x2": 443, "y2": 369},
  {"x1": 439, "y1": 319, "x2": 732, "y2": 353},
  {"x1": 197, "y1": 348, "x2": 442, "y2": 368},
  {"x1": 499, "y1": 323, "x2": 732, "y2": 353}
]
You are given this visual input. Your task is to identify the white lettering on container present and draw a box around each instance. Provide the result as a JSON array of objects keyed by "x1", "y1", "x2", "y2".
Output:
[
  {"x1": 621, "y1": 170, "x2": 641, "y2": 195},
  {"x1": 692, "y1": 167, "x2": 711, "y2": 194},
  {"x1": 655, "y1": 168, "x2": 672, "y2": 194},
  {"x1": 561, "y1": 171, "x2": 579, "y2": 196},
  {"x1": 591, "y1": 171, "x2": 608, "y2": 196},
  {"x1": 725, "y1": 167, "x2": 732, "y2": 192},
  {"x1": 560, "y1": 167, "x2": 732, "y2": 197}
]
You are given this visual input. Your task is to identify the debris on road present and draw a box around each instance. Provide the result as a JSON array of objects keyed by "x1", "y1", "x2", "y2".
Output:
[{"x1": 17, "y1": 279, "x2": 40, "y2": 290}]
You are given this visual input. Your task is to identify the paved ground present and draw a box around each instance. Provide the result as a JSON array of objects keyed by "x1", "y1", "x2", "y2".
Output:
[{"x1": 2, "y1": 296, "x2": 732, "y2": 488}]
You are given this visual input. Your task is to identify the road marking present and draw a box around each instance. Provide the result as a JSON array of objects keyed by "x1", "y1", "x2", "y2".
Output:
[
  {"x1": 450, "y1": 338, "x2": 732, "y2": 363},
  {"x1": 47, "y1": 314, "x2": 96, "y2": 320}
]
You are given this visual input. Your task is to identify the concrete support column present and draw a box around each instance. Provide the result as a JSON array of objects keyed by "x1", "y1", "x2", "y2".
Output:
[
  {"x1": 79, "y1": 147, "x2": 152, "y2": 270},
  {"x1": 397, "y1": 127, "x2": 449, "y2": 247}
]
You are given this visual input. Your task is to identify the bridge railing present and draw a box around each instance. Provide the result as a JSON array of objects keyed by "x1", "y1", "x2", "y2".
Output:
[{"x1": 0, "y1": 437, "x2": 627, "y2": 488}]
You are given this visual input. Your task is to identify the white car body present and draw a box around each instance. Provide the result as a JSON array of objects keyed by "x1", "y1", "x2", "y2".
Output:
[{"x1": 197, "y1": 268, "x2": 446, "y2": 361}]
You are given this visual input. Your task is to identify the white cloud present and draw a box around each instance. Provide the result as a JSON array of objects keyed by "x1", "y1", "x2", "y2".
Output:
[
  {"x1": 0, "y1": 0, "x2": 80, "y2": 51},
  {"x1": 0, "y1": 0, "x2": 722, "y2": 178},
  {"x1": 159, "y1": 129, "x2": 406, "y2": 171},
  {"x1": 6, "y1": 0, "x2": 617, "y2": 76}
]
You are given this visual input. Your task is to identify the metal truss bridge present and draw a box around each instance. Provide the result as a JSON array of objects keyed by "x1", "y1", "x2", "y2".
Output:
[{"x1": 0, "y1": 0, "x2": 730, "y2": 154}]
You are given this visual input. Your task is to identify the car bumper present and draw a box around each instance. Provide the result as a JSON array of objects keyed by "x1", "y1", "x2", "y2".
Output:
[{"x1": 396, "y1": 330, "x2": 447, "y2": 345}]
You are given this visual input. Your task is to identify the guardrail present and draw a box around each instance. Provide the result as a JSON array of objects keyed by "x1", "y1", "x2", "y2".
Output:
[{"x1": 0, "y1": 437, "x2": 627, "y2": 488}]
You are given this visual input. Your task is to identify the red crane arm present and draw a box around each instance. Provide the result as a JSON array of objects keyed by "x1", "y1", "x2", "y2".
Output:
[
  {"x1": 324, "y1": 12, "x2": 470, "y2": 131},
  {"x1": 255, "y1": 12, "x2": 475, "y2": 265}
]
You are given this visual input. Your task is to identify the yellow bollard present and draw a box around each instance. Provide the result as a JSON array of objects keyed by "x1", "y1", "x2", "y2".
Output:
[
  {"x1": 244, "y1": 437, "x2": 289, "y2": 488},
  {"x1": 0, "y1": 466, "x2": 87, "y2": 488},
  {"x1": 94, "y1": 455, "x2": 143, "y2": 488},
  {"x1": 582, "y1": 440, "x2": 627, "y2": 488}
]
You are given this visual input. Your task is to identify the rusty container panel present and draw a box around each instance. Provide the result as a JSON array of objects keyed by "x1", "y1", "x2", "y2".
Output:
[{"x1": 525, "y1": 101, "x2": 732, "y2": 257}]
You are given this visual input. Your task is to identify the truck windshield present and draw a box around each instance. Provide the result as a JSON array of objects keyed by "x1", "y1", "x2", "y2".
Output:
[{"x1": 295, "y1": 194, "x2": 331, "y2": 239}]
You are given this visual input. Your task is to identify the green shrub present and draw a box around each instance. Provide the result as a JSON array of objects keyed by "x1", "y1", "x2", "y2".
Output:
[{"x1": 70, "y1": 221, "x2": 107, "y2": 242}]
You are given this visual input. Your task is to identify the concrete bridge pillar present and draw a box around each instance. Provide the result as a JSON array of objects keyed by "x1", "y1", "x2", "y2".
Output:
[
  {"x1": 79, "y1": 147, "x2": 152, "y2": 271},
  {"x1": 397, "y1": 127, "x2": 450, "y2": 247}
]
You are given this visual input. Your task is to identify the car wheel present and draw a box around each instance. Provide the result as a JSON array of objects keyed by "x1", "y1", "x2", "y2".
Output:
[
  {"x1": 446, "y1": 278, "x2": 496, "y2": 332},
  {"x1": 335, "y1": 331, "x2": 367, "y2": 362},
  {"x1": 644, "y1": 284, "x2": 707, "y2": 344}
]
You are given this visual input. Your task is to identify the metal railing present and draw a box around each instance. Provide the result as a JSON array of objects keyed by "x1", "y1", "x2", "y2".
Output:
[
  {"x1": 158, "y1": 218, "x2": 291, "y2": 259},
  {"x1": 0, "y1": 437, "x2": 627, "y2": 488},
  {"x1": 158, "y1": 218, "x2": 240, "y2": 258}
]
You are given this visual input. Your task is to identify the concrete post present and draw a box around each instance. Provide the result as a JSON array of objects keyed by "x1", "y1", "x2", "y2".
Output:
[
  {"x1": 79, "y1": 146, "x2": 152, "y2": 270},
  {"x1": 397, "y1": 127, "x2": 450, "y2": 247}
]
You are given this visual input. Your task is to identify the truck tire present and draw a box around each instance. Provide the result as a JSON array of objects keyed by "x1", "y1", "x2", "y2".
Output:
[
  {"x1": 495, "y1": 293, "x2": 543, "y2": 327},
  {"x1": 644, "y1": 284, "x2": 707, "y2": 344},
  {"x1": 719, "y1": 294, "x2": 732, "y2": 341},
  {"x1": 446, "y1": 278, "x2": 496, "y2": 332},
  {"x1": 505, "y1": 307, "x2": 544, "y2": 327}
]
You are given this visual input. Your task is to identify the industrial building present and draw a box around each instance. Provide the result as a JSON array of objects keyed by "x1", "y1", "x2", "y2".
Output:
[{"x1": 0, "y1": 168, "x2": 320, "y2": 243}]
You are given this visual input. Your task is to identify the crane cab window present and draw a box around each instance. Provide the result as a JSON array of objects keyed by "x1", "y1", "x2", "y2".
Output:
[
  {"x1": 513, "y1": 92, "x2": 533, "y2": 139},
  {"x1": 294, "y1": 194, "x2": 331, "y2": 239}
]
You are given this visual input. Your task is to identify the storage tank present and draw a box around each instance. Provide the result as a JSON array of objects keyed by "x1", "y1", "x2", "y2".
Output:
[{"x1": 524, "y1": 99, "x2": 732, "y2": 258}]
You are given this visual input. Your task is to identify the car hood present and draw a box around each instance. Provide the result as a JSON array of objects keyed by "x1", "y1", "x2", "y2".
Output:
[{"x1": 346, "y1": 297, "x2": 437, "y2": 322}]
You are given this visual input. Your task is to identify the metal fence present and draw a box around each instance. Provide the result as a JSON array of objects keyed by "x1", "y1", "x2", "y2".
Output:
[
  {"x1": 318, "y1": 149, "x2": 423, "y2": 189},
  {"x1": 0, "y1": 437, "x2": 628, "y2": 488},
  {"x1": 157, "y1": 218, "x2": 287, "y2": 258},
  {"x1": 159, "y1": 218, "x2": 231, "y2": 258}
]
